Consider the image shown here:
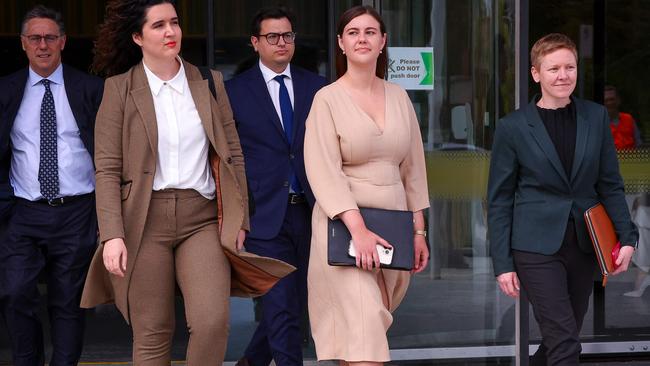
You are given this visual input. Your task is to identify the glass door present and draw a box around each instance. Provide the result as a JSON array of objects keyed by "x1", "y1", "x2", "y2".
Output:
[
  {"x1": 376, "y1": 0, "x2": 518, "y2": 363},
  {"x1": 596, "y1": 0, "x2": 650, "y2": 348}
]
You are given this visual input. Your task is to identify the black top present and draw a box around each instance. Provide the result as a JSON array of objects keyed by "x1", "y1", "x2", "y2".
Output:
[{"x1": 536, "y1": 101, "x2": 577, "y2": 178}]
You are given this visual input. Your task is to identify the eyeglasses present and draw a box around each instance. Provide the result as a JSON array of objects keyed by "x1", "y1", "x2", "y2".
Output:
[
  {"x1": 257, "y1": 32, "x2": 296, "y2": 45},
  {"x1": 22, "y1": 34, "x2": 62, "y2": 45}
]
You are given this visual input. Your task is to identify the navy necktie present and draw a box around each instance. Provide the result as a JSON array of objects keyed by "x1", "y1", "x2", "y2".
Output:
[
  {"x1": 274, "y1": 75, "x2": 301, "y2": 193},
  {"x1": 39, "y1": 79, "x2": 59, "y2": 201},
  {"x1": 274, "y1": 75, "x2": 294, "y2": 144}
]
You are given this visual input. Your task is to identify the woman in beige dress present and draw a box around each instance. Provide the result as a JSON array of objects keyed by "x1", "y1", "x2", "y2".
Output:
[{"x1": 304, "y1": 5, "x2": 430, "y2": 365}]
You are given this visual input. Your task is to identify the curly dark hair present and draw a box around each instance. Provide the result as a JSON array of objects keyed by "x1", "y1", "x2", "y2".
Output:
[{"x1": 92, "y1": 0, "x2": 175, "y2": 77}]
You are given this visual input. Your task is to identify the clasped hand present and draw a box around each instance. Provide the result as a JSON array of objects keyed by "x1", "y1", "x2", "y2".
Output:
[
  {"x1": 611, "y1": 245, "x2": 635, "y2": 275},
  {"x1": 350, "y1": 229, "x2": 429, "y2": 273},
  {"x1": 103, "y1": 238, "x2": 127, "y2": 277},
  {"x1": 350, "y1": 229, "x2": 392, "y2": 271}
]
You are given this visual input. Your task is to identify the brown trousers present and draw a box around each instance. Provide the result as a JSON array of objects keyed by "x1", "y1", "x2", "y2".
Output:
[{"x1": 129, "y1": 189, "x2": 230, "y2": 365}]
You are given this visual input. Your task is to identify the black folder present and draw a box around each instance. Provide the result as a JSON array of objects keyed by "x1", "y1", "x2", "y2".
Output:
[{"x1": 327, "y1": 207, "x2": 414, "y2": 271}]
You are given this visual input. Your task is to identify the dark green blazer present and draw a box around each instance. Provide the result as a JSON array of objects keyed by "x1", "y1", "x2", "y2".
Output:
[{"x1": 488, "y1": 96, "x2": 638, "y2": 276}]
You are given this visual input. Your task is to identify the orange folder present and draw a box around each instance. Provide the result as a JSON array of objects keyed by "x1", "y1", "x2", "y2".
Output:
[{"x1": 584, "y1": 203, "x2": 621, "y2": 287}]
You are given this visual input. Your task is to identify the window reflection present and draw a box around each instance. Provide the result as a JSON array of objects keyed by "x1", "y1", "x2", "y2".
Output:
[{"x1": 381, "y1": 1, "x2": 517, "y2": 354}]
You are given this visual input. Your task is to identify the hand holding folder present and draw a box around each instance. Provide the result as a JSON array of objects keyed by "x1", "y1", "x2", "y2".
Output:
[
  {"x1": 327, "y1": 207, "x2": 415, "y2": 271},
  {"x1": 584, "y1": 203, "x2": 621, "y2": 286}
]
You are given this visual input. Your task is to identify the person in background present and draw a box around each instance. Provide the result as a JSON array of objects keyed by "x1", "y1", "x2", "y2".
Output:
[
  {"x1": 604, "y1": 85, "x2": 642, "y2": 150},
  {"x1": 625, "y1": 194, "x2": 650, "y2": 297},
  {"x1": 488, "y1": 33, "x2": 638, "y2": 365},
  {"x1": 603, "y1": 85, "x2": 647, "y2": 297},
  {"x1": 0, "y1": 5, "x2": 103, "y2": 365},
  {"x1": 80, "y1": 0, "x2": 249, "y2": 364},
  {"x1": 225, "y1": 6, "x2": 327, "y2": 366},
  {"x1": 303, "y1": 5, "x2": 429, "y2": 365}
]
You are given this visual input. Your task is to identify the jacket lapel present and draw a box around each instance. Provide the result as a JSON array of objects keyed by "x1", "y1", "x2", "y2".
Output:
[
  {"x1": 291, "y1": 67, "x2": 308, "y2": 147},
  {"x1": 184, "y1": 62, "x2": 217, "y2": 149},
  {"x1": 247, "y1": 66, "x2": 288, "y2": 144},
  {"x1": 62, "y1": 65, "x2": 84, "y2": 131},
  {"x1": 5, "y1": 69, "x2": 28, "y2": 136},
  {"x1": 525, "y1": 101, "x2": 570, "y2": 187},
  {"x1": 571, "y1": 99, "x2": 590, "y2": 183},
  {"x1": 130, "y1": 63, "x2": 158, "y2": 157},
  {"x1": 183, "y1": 62, "x2": 236, "y2": 179}
]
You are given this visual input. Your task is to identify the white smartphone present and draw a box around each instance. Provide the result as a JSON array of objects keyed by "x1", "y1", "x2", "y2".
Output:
[{"x1": 348, "y1": 240, "x2": 394, "y2": 265}]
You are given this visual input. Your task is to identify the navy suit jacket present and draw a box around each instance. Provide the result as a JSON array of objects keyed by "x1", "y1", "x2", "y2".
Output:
[
  {"x1": 0, "y1": 64, "x2": 104, "y2": 220},
  {"x1": 225, "y1": 64, "x2": 327, "y2": 240},
  {"x1": 488, "y1": 97, "x2": 639, "y2": 276}
]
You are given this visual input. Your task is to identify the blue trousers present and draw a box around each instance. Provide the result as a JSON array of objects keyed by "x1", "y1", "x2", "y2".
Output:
[
  {"x1": 0, "y1": 195, "x2": 97, "y2": 366},
  {"x1": 244, "y1": 202, "x2": 311, "y2": 366}
]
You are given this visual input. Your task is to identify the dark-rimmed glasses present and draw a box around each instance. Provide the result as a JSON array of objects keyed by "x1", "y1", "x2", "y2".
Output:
[
  {"x1": 256, "y1": 32, "x2": 296, "y2": 45},
  {"x1": 22, "y1": 34, "x2": 62, "y2": 45}
]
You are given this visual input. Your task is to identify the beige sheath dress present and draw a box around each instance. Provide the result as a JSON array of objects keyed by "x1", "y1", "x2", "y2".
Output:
[{"x1": 304, "y1": 80, "x2": 430, "y2": 361}]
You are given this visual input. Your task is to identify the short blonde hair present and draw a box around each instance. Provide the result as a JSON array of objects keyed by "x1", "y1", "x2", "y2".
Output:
[{"x1": 530, "y1": 33, "x2": 578, "y2": 69}]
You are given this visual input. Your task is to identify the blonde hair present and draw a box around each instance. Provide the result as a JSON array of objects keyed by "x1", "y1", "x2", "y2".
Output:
[{"x1": 530, "y1": 33, "x2": 578, "y2": 69}]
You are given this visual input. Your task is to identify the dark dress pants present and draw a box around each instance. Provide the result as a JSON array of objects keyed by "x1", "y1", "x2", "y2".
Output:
[
  {"x1": 514, "y1": 219, "x2": 597, "y2": 366},
  {"x1": 244, "y1": 202, "x2": 311, "y2": 366},
  {"x1": 0, "y1": 195, "x2": 97, "y2": 366}
]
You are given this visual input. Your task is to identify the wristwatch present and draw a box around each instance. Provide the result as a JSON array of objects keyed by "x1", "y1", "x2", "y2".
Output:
[{"x1": 414, "y1": 230, "x2": 427, "y2": 238}]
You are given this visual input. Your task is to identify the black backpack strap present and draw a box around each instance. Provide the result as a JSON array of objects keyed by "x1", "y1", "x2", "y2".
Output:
[{"x1": 199, "y1": 66, "x2": 217, "y2": 101}]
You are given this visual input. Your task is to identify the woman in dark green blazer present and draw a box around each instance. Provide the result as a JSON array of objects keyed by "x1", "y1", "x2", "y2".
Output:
[{"x1": 488, "y1": 33, "x2": 638, "y2": 365}]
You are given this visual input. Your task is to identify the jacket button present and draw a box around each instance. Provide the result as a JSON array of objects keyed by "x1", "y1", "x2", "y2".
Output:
[
  {"x1": 283, "y1": 181, "x2": 289, "y2": 187},
  {"x1": 227, "y1": 157, "x2": 233, "y2": 164},
  {"x1": 289, "y1": 154, "x2": 295, "y2": 159}
]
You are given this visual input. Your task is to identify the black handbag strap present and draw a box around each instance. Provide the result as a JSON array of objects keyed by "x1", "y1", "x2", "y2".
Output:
[
  {"x1": 199, "y1": 66, "x2": 217, "y2": 101},
  {"x1": 198, "y1": 65, "x2": 257, "y2": 217}
]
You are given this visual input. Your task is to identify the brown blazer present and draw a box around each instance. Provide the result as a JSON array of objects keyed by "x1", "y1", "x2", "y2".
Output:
[{"x1": 80, "y1": 60, "x2": 293, "y2": 323}]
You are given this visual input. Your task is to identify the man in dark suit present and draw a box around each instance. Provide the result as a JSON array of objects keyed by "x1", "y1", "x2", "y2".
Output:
[
  {"x1": 0, "y1": 6, "x2": 103, "y2": 366},
  {"x1": 225, "y1": 6, "x2": 327, "y2": 366}
]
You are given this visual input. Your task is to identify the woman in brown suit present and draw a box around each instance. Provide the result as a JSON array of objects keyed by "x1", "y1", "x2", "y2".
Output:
[
  {"x1": 80, "y1": 0, "x2": 249, "y2": 364},
  {"x1": 304, "y1": 6, "x2": 430, "y2": 365}
]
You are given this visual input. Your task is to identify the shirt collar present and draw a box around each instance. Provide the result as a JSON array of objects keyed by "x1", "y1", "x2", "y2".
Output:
[
  {"x1": 29, "y1": 63, "x2": 63, "y2": 87},
  {"x1": 259, "y1": 60, "x2": 292, "y2": 85},
  {"x1": 143, "y1": 56, "x2": 186, "y2": 96}
]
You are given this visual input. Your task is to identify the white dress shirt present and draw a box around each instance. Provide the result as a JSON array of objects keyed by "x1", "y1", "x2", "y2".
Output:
[
  {"x1": 259, "y1": 60, "x2": 294, "y2": 129},
  {"x1": 143, "y1": 59, "x2": 215, "y2": 199},
  {"x1": 259, "y1": 60, "x2": 301, "y2": 193},
  {"x1": 10, "y1": 64, "x2": 95, "y2": 201}
]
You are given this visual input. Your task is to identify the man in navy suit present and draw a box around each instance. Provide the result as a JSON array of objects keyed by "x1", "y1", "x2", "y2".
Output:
[
  {"x1": 0, "y1": 6, "x2": 103, "y2": 366},
  {"x1": 225, "y1": 6, "x2": 327, "y2": 366}
]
